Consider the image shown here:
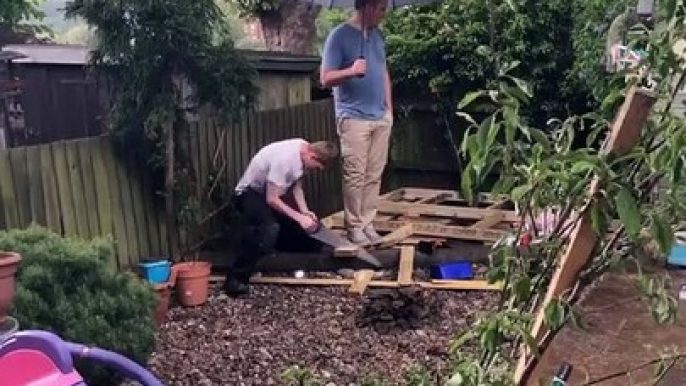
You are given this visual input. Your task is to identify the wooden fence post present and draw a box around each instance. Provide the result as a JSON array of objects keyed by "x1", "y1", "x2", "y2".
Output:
[{"x1": 514, "y1": 85, "x2": 657, "y2": 384}]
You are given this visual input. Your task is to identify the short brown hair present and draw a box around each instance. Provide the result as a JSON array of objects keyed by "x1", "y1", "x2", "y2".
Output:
[{"x1": 310, "y1": 141, "x2": 339, "y2": 162}]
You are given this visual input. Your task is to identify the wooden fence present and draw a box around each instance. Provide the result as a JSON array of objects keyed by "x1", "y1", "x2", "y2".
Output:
[{"x1": 0, "y1": 99, "x2": 341, "y2": 270}]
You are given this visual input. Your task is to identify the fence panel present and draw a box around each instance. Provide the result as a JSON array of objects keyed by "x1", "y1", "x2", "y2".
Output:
[{"x1": 0, "y1": 99, "x2": 340, "y2": 269}]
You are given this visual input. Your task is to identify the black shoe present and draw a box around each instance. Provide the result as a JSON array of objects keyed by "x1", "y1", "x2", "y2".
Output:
[{"x1": 222, "y1": 277, "x2": 250, "y2": 296}]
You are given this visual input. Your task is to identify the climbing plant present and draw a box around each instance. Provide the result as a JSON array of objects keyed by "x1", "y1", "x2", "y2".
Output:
[{"x1": 448, "y1": 0, "x2": 686, "y2": 384}]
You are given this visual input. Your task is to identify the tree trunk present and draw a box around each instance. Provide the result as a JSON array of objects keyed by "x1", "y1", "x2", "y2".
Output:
[{"x1": 258, "y1": 0, "x2": 321, "y2": 55}]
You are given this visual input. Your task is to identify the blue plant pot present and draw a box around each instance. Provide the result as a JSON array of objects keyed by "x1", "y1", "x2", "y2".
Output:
[{"x1": 138, "y1": 259, "x2": 172, "y2": 284}]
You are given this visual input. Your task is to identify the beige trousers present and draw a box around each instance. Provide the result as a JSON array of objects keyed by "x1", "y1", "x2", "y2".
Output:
[{"x1": 337, "y1": 111, "x2": 393, "y2": 231}]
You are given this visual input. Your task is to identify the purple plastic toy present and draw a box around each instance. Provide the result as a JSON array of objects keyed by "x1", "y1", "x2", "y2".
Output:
[{"x1": 0, "y1": 324, "x2": 163, "y2": 386}]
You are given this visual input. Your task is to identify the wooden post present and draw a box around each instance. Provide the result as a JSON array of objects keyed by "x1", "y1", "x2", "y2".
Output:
[{"x1": 514, "y1": 86, "x2": 657, "y2": 385}]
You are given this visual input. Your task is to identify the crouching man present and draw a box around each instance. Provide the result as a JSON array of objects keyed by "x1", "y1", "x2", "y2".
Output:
[{"x1": 223, "y1": 138, "x2": 339, "y2": 296}]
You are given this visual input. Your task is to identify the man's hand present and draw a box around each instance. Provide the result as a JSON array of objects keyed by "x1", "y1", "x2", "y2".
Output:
[
  {"x1": 349, "y1": 58, "x2": 367, "y2": 77},
  {"x1": 303, "y1": 210, "x2": 318, "y2": 222},
  {"x1": 297, "y1": 213, "x2": 318, "y2": 233}
]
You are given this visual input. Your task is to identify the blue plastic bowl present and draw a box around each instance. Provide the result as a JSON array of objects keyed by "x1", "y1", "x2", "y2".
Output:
[
  {"x1": 430, "y1": 261, "x2": 474, "y2": 280},
  {"x1": 668, "y1": 244, "x2": 686, "y2": 268},
  {"x1": 138, "y1": 260, "x2": 171, "y2": 284}
]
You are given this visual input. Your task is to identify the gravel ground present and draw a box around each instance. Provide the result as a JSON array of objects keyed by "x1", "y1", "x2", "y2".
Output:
[{"x1": 147, "y1": 279, "x2": 497, "y2": 385}]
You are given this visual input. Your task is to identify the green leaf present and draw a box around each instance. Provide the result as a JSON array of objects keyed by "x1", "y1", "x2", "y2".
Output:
[
  {"x1": 570, "y1": 160, "x2": 596, "y2": 175},
  {"x1": 461, "y1": 164, "x2": 475, "y2": 204},
  {"x1": 446, "y1": 373, "x2": 464, "y2": 386},
  {"x1": 512, "y1": 275, "x2": 531, "y2": 300},
  {"x1": 649, "y1": 214, "x2": 674, "y2": 255},
  {"x1": 458, "y1": 91, "x2": 487, "y2": 109},
  {"x1": 456, "y1": 111, "x2": 479, "y2": 127},
  {"x1": 615, "y1": 186, "x2": 642, "y2": 239},
  {"x1": 528, "y1": 128, "x2": 551, "y2": 150},
  {"x1": 590, "y1": 199, "x2": 607, "y2": 236},
  {"x1": 544, "y1": 300, "x2": 565, "y2": 329},
  {"x1": 511, "y1": 185, "x2": 528, "y2": 202}
]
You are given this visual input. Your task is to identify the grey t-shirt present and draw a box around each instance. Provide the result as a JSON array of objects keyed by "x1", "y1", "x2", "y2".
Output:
[{"x1": 322, "y1": 23, "x2": 388, "y2": 121}]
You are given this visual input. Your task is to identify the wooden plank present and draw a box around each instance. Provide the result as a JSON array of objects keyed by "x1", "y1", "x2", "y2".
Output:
[
  {"x1": 428, "y1": 279, "x2": 502, "y2": 291},
  {"x1": 102, "y1": 140, "x2": 129, "y2": 269},
  {"x1": 328, "y1": 215, "x2": 507, "y2": 242},
  {"x1": 141, "y1": 167, "x2": 161, "y2": 258},
  {"x1": 65, "y1": 141, "x2": 90, "y2": 238},
  {"x1": 77, "y1": 140, "x2": 101, "y2": 236},
  {"x1": 198, "y1": 119, "x2": 209, "y2": 193},
  {"x1": 247, "y1": 276, "x2": 501, "y2": 291},
  {"x1": 334, "y1": 245, "x2": 359, "y2": 258},
  {"x1": 0, "y1": 150, "x2": 19, "y2": 228},
  {"x1": 377, "y1": 223, "x2": 414, "y2": 248},
  {"x1": 26, "y1": 145, "x2": 46, "y2": 227},
  {"x1": 114, "y1": 150, "x2": 139, "y2": 267},
  {"x1": 91, "y1": 137, "x2": 113, "y2": 239},
  {"x1": 397, "y1": 245, "x2": 414, "y2": 285},
  {"x1": 9, "y1": 147, "x2": 30, "y2": 228},
  {"x1": 348, "y1": 269, "x2": 375, "y2": 294},
  {"x1": 53, "y1": 142, "x2": 78, "y2": 236},
  {"x1": 377, "y1": 201, "x2": 520, "y2": 223},
  {"x1": 40, "y1": 144, "x2": 61, "y2": 234},
  {"x1": 514, "y1": 86, "x2": 657, "y2": 384},
  {"x1": 127, "y1": 153, "x2": 150, "y2": 261},
  {"x1": 470, "y1": 212, "x2": 504, "y2": 229},
  {"x1": 417, "y1": 192, "x2": 452, "y2": 204}
]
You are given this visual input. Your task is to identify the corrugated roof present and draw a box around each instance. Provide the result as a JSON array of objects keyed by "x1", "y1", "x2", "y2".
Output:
[
  {"x1": 0, "y1": 44, "x2": 320, "y2": 72},
  {"x1": 0, "y1": 50, "x2": 27, "y2": 62},
  {"x1": 1, "y1": 44, "x2": 90, "y2": 65}
]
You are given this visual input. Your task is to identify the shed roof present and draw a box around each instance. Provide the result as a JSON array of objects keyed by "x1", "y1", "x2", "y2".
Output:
[{"x1": 0, "y1": 44, "x2": 320, "y2": 73}]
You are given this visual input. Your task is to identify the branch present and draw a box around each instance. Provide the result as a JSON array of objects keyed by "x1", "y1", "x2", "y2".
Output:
[{"x1": 581, "y1": 353, "x2": 686, "y2": 385}]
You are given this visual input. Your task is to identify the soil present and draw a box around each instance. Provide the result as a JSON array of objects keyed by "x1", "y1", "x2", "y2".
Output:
[
  {"x1": 146, "y1": 281, "x2": 498, "y2": 385},
  {"x1": 530, "y1": 268, "x2": 686, "y2": 386}
]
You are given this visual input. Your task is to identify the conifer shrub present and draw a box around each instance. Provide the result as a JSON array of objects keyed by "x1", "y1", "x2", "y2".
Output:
[{"x1": 0, "y1": 225, "x2": 157, "y2": 385}]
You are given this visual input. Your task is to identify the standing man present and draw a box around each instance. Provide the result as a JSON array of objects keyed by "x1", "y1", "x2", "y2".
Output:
[
  {"x1": 320, "y1": 0, "x2": 393, "y2": 246},
  {"x1": 223, "y1": 138, "x2": 339, "y2": 296}
]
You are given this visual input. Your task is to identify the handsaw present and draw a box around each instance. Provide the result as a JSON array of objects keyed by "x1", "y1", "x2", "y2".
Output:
[{"x1": 308, "y1": 222, "x2": 383, "y2": 268}]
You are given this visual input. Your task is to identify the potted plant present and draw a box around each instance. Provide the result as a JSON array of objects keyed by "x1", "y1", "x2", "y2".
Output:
[
  {"x1": 172, "y1": 253, "x2": 212, "y2": 307},
  {"x1": 0, "y1": 251, "x2": 22, "y2": 321}
]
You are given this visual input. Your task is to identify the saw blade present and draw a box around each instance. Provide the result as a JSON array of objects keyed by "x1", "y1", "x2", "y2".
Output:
[{"x1": 309, "y1": 223, "x2": 382, "y2": 268}]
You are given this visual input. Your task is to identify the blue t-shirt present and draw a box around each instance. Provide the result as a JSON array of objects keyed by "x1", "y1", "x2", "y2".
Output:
[{"x1": 322, "y1": 23, "x2": 388, "y2": 120}]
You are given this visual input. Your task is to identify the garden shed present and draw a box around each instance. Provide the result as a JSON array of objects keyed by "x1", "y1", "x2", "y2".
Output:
[{"x1": 0, "y1": 44, "x2": 320, "y2": 147}]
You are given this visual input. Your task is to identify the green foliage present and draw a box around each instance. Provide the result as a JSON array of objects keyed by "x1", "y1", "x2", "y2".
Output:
[
  {"x1": 382, "y1": 0, "x2": 639, "y2": 126},
  {"x1": 445, "y1": 0, "x2": 686, "y2": 382},
  {"x1": 0, "y1": 0, "x2": 44, "y2": 25},
  {"x1": 2, "y1": 225, "x2": 157, "y2": 386},
  {"x1": 281, "y1": 365, "x2": 325, "y2": 386},
  {"x1": 232, "y1": 0, "x2": 282, "y2": 17},
  {"x1": 315, "y1": 9, "x2": 351, "y2": 54}
]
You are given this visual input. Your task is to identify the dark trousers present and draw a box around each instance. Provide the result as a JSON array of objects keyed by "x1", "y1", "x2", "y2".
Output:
[{"x1": 227, "y1": 188, "x2": 321, "y2": 283}]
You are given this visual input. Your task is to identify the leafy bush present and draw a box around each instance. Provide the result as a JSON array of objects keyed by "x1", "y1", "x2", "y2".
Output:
[{"x1": 1, "y1": 225, "x2": 157, "y2": 385}]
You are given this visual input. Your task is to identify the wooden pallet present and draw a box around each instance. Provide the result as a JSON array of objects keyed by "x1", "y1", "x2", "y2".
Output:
[
  {"x1": 323, "y1": 187, "x2": 518, "y2": 246},
  {"x1": 253, "y1": 187, "x2": 518, "y2": 295}
]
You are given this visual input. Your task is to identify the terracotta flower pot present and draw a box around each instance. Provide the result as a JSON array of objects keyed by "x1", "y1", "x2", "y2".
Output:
[
  {"x1": 0, "y1": 252, "x2": 22, "y2": 321},
  {"x1": 173, "y1": 261, "x2": 212, "y2": 307},
  {"x1": 152, "y1": 283, "x2": 172, "y2": 327}
]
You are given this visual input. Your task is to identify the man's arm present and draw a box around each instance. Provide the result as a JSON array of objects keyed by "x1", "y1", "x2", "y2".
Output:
[
  {"x1": 292, "y1": 179, "x2": 309, "y2": 213},
  {"x1": 320, "y1": 27, "x2": 361, "y2": 88},
  {"x1": 321, "y1": 67, "x2": 356, "y2": 88},
  {"x1": 265, "y1": 182, "x2": 304, "y2": 222},
  {"x1": 384, "y1": 65, "x2": 393, "y2": 116}
]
